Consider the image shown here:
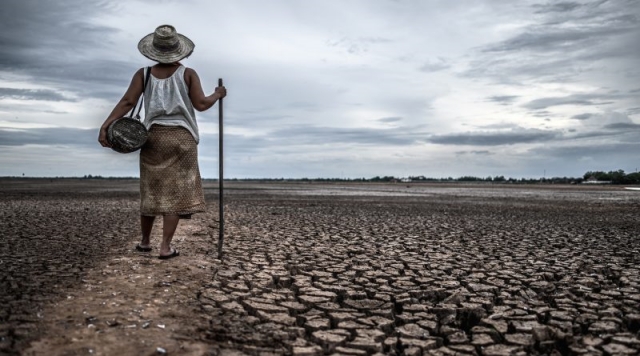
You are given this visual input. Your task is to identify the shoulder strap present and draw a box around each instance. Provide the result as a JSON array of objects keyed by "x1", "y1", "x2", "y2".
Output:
[{"x1": 132, "y1": 67, "x2": 152, "y2": 120}]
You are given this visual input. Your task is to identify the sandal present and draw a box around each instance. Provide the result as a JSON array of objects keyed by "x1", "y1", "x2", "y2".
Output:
[
  {"x1": 158, "y1": 249, "x2": 180, "y2": 260},
  {"x1": 135, "y1": 244, "x2": 152, "y2": 252}
]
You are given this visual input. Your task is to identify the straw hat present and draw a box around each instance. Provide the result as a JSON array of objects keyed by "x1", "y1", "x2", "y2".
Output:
[{"x1": 138, "y1": 25, "x2": 195, "y2": 63}]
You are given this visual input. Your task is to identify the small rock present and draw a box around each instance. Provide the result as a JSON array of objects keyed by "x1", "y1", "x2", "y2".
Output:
[
  {"x1": 482, "y1": 344, "x2": 523, "y2": 356},
  {"x1": 398, "y1": 323, "x2": 429, "y2": 339},
  {"x1": 311, "y1": 330, "x2": 348, "y2": 351},
  {"x1": 334, "y1": 346, "x2": 368, "y2": 355},
  {"x1": 588, "y1": 320, "x2": 619, "y2": 334},
  {"x1": 601, "y1": 343, "x2": 637, "y2": 355},
  {"x1": 447, "y1": 331, "x2": 468, "y2": 344},
  {"x1": 471, "y1": 333, "x2": 494, "y2": 346},
  {"x1": 505, "y1": 333, "x2": 534, "y2": 346},
  {"x1": 292, "y1": 345, "x2": 323, "y2": 356}
]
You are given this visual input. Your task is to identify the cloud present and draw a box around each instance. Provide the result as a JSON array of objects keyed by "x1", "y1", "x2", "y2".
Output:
[
  {"x1": 603, "y1": 122, "x2": 640, "y2": 130},
  {"x1": 475, "y1": 123, "x2": 520, "y2": 130},
  {"x1": 428, "y1": 128, "x2": 559, "y2": 146},
  {"x1": 378, "y1": 116, "x2": 402, "y2": 123},
  {"x1": 0, "y1": 127, "x2": 97, "y2": 147},
  {"x1": 455, "y1": 150, "x2": 493, "y2": 155},
  {"x1": 487, "y1": 95, "x2": 519, "y2": 105},
  {"x1": 522, "y1": 92, "x2": 626, "y2": 110},
  {"x1": 531, "y1": 142, "x2": 640, "y2": 159},
  {"x1": 326, "y1": 36, "x2": 392, "y2": 55},
  {"x1": 533, "y1": 2, "x2": 583, "y2": 14},
  {"x1": 464, "y1": 0, "x2": 640, "y2": 88},
  {"x1": 484, "y1": 2, "x2": 638, "y2": 54},
  {"x1": 531, "y1": 110, "x2": 552, "y2": 118},
  {"x1": 0, "y1": 0, "x2": 135, "y2": 99},
  {"x1": 578, "y1": 110, "x2": 634, "y2": 126},
  {"x1": 269, "y1": 125, "x2": 426, "y2": 146},
  {"x1": 419, "y1": 58, "x2": 450, "y2": 72},
  {"x1": 572, "y1": 113, "x2": 594, "y2": 120},
  {"x1": 0, "y1": 88, "x2": 76, "y2": 102},
  {"x1": 1, "y1": 0, "x2": 639, "y2": 178}
]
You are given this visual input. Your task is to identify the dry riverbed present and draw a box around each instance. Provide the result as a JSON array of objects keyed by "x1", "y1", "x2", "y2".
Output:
[{"x1": 1, "y1": 179, "x2": 639, "y2": 355}]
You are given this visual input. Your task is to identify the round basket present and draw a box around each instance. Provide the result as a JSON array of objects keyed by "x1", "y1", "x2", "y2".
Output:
[{"x1": 107, "y1": 117, "x2": 148, "y2": 153}]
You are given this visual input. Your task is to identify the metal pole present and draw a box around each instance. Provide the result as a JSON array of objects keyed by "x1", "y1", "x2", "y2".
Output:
[{"x1": 217, "y1": 78, "x2": 224, "y2": 259}]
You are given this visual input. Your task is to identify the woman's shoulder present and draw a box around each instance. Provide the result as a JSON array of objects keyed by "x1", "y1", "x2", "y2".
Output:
[
  {"x1": 184, "y1": 66, "x2": 201, "y2": 78},
  {"x1": 183, "y1": 66, "x2": 197, "y2": 87},
  {"x1": 183, "y1": 66, "x2": 198, "y2": 75}
]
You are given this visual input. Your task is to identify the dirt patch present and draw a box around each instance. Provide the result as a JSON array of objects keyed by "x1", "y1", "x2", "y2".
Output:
[{"x1": 1, "y1": 179, "x2": 640, "y2": 355}]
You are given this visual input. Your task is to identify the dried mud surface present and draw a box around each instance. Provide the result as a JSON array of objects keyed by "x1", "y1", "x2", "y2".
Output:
[{"x1": 1, "y1": 179, "x2": 639, "y2": 356}]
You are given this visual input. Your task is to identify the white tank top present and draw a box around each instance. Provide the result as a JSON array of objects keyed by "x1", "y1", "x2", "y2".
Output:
[{"x1": 143, "y1": 65, "x2": 199, "y2": 143}]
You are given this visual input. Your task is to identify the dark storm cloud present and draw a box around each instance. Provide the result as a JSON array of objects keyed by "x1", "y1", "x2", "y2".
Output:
[
  {"x1": 0, "y1": 88, "x2": 75, "y2": 102},
  {"x1": 0, "y1": 0, "x2": 136, "y2": 100},
  {"x1": 428, "y1": 129, "x2": 559, "y2": 146},
  {"x1": 484, "y1": 2, "x2": 638, "y2": 54},
  {"x1": 0, "y1": 127, "x2": 97, "y2": 147},
  {"x1": 464, "y1": 0, "x2": 640, "y2": 87}
]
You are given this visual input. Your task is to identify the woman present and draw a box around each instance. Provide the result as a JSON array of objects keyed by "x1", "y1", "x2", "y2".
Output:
[{"x1": 98, "y1": 25, "x2": 226, "y2": 259}]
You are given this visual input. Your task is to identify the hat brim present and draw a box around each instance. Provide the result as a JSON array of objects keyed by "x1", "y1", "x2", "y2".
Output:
[{"x1": 138, "y1": 33, "x2": 195, "y2": 63}]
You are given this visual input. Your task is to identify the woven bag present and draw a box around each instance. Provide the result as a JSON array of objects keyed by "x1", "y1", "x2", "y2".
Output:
[{"x1": 107, "y1": 67, "x2": 151, "y2": 153}]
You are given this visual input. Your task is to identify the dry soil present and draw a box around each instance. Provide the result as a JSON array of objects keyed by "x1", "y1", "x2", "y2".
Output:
[{"x1": 1, "y1": 179, "x2": 639, "y2": 356}]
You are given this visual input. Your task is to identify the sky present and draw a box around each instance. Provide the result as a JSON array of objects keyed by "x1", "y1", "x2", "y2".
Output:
[{"x1": 0, "y1": 0, "x2": 638, "y2": 179}]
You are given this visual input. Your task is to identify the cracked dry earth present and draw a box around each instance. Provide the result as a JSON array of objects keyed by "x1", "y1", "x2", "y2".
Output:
[{"x1": 1, "y1": 180, "x2": 640, "y2": 356}]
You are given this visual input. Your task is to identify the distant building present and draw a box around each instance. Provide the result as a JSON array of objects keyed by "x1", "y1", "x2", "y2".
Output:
[{"x1": 583, "y1": 176, "x2": 611, "y2": 184}]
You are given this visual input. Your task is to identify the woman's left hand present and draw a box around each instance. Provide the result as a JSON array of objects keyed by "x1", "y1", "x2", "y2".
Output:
[{"x1": 215, "y1": 85, "x2": 227, "y2": 99}]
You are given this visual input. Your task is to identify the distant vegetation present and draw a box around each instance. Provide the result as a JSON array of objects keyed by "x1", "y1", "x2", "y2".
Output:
[
  {"x1": 222, "y1": 170, "x2": 640, "y2": 184},
  {"x1": 582, "y1": 170, "x2": 640, "y2": 184},
  {"x1": 4, "y1": 170, "x2": 639, "y2": 184}
]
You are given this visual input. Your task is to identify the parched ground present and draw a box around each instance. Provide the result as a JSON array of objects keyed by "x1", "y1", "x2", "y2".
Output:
[{"x1": 1, "y1": 179, "x2": 639, "y2": 356}]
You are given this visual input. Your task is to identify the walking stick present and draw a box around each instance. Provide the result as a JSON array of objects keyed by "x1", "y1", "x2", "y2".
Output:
[{"x1": 217, "y1": 78, "x2": 225, "y2": 259}]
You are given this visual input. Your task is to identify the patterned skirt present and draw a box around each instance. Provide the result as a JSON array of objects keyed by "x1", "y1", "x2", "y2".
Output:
[{"x1": 139, "y1": 125, "x2": 206, "y2": 216}]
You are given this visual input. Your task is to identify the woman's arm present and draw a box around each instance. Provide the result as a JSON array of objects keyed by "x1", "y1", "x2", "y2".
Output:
[
  {"x1": 98, "y1": 69, "x2": 145, "y2": 147},
  {"x1": 185, "y1": 68, "x2": 227, "y2": 112}
]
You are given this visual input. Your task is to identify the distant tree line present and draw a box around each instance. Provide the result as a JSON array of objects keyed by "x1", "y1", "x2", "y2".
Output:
[
  {"x1": 220, "y1": 176, "x2": 568, "y2": 183},
  {"x1": 6, "y1": 169, "x2": 639, "y2": 185},
  {"x1": 228, "y1": 170, "x2": 639, "y2": 184},
  {"x1": 80, "y1": 175, "x2": 138, "y2": 180},
  {"x1": 583, "y1": 170, "x2": 640, "y2": 184}
]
